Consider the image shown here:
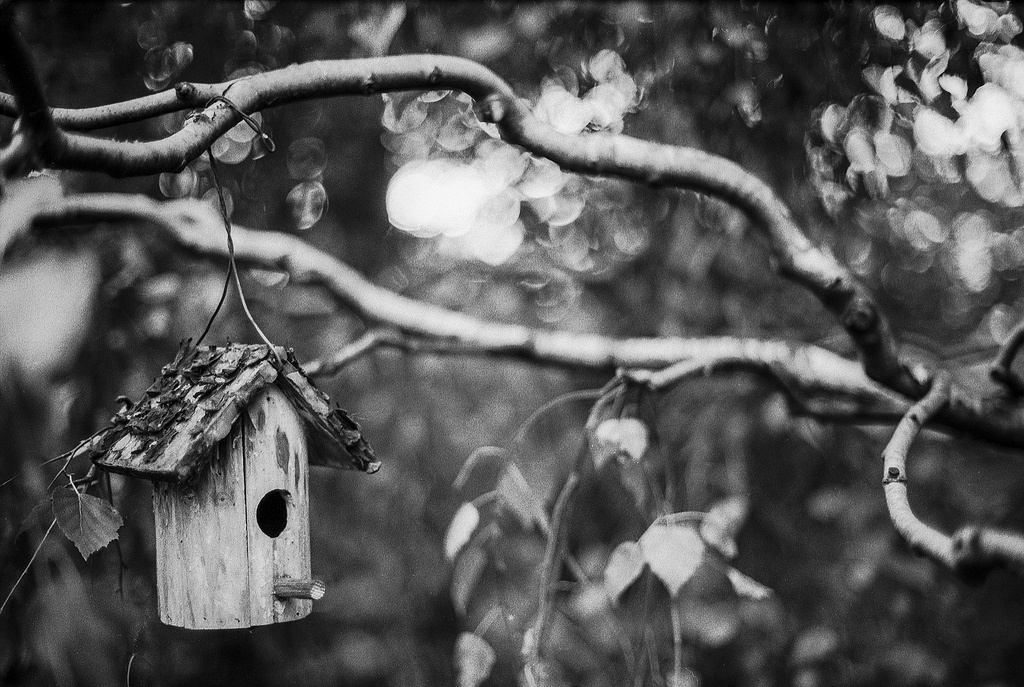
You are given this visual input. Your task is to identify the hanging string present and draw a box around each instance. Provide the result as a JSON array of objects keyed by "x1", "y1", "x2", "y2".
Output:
[
  {"x1": 195, "y1": 94, "x2": 280, "y2": 363},
  {"x1": 206, "y1": 95, "x2": 276, "y2": 152},
  {"x1": 195, "y1": 252, "x2": 231, "y2": 345}
]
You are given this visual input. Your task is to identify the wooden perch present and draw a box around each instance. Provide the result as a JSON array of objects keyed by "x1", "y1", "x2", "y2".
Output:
[{"x1": 274, "y1": 578, "x2": 326, "y2": 600}]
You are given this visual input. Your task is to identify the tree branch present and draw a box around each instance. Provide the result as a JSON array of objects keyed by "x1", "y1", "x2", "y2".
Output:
[
  {"x1": 881, "y1": 374, "x2": 956, "y2": 568},
  {"x1": 24, "y1": 193, "x2": 1024, "y2": 449},
  {"x1": 0, "y1": 2, "x2": 59, "y2": 156},
  {"x1": 0, "y1": 49, "x2": 914, "y2": 394},
  {"x1": 990, "y1": 319, "x2": 1024, "y2": 395},
  {"x1": 881, "y1": 374, "x2": 1024, "y2": 579}
]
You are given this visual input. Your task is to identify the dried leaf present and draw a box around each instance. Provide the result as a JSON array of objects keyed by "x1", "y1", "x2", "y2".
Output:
[
  {"x1": 455, "y1": 632, "x2": 497, "y2": 687},
  {"x1": 603, "y1": 541, "x2": 645, "y2": 603},
  {"x1": 444, "y1": 502, "x2": 481, "y2": 561},
  {"x1": 51, "y1": 487, "x2": 123, "y2": 559},
  {"x1": 639, "y1": 520, "x2": 705, "y2": 597}
]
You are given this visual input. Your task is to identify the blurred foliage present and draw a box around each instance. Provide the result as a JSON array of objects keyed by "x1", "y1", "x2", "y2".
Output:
[{"x1": 3, "y1": 2, "x2": 1024, "y2": 686}]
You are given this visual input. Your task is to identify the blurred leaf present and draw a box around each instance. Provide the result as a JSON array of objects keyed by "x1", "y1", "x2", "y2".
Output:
[
  {"x1": 451, "y1": 545, "x2": 487, "y2": 616},
  {"x1": 725, "y1": 567, "x2": 772, "y2": 600},
  {"x1": 591, "y1": 418, "x2": 649, "y2": 469},
  {"x1": 445, "y1": 502, "x2": 480, "y2": 561},
  {"x1": 790, "y1": 626, "x2": 840, "y2": 666},
  {"x1": 820, "y1": 104, "x2": 847, "y2": 144},
  {"x1": 676, "y1": 595, "x2": 741, "y2": 648},
  {"x1": 639, "y1": 520, "x2": 705, "y2": 597},
  {"x1": 455, "y1": 632, "x2": 496, "y2": 687},
  {"x1": 496, "y1": 463, "x2": 545, "y2": 529},
  {"x1": 616, "y1": 460, "x2": 649, "y2": 512},
  {"x1": 603, "y1": 541, "x2": 645, "y2": 603},
  {"x1": 453, "y1": 446, "x2": 508, "y2": 491},
  {"x1": 50, "y1": 486, "x2": 122, "y2": 559},
  {"x1": 699, "y1": 496, "x2": 749, "y2": 559},
  {"x1": 872, "y1": 6, "x2": 905, "y2": 41}
]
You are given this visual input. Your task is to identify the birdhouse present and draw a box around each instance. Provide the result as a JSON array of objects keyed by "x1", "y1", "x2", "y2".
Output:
[{"x1": 83, "y1": 342, "x2": 378, "y2": 630}]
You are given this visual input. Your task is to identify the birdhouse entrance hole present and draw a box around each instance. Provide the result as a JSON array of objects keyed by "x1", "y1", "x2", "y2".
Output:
[{"x1": 256, "y1": 489, "x2": 289, "y2": 538}]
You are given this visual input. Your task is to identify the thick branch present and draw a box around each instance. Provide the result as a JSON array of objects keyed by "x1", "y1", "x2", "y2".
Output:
[
  {"x1": 881, "y1": 374, "x2": 956, "y2": 568},
  {"x1": 25, "y1": 193, "x2": 1024, "y2": 448},
  {"x1": 881, "y1": 374, "x2": 1024, "y2": 578},
  {"x1": 0, "y1": 52, "x2": 911, "y2": 393}
]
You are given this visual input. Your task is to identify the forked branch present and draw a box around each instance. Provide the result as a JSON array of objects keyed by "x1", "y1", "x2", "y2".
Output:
[
  {"x1": 881, "y1": 374, "x2": 1024, "y2": 579},
  {"x1": 0, "y1": 1, "x2": 913, "y2": 395}
]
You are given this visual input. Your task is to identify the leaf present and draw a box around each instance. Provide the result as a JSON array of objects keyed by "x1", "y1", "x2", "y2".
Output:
[
  {"x1": 699, "y1": 496, "x2": 750, "y2": 560},
  {"x1": 790, "y1": 626, "x2": 840, "y2": 666},
  {"x1": 872, "y1": 6, "x2": 905, "y2": 42},
  {"x1": 676, "y1": 595, "x2": 741, "y2": 648},
  {"x1": 451, "y1": 545, "x2": 488, "y2": 616},
  {"x1": 938, "y1": 74, "x2": 968, "y2": 102},
  {"x1": 603, "y1": 541, "x2": 646, "y2": 603},
  {"x1": 819, "y1": 104, "x2": 847, "y2": 144},
  {"x1": 639, "y1": 520, "x2": 705, "y2": 597},
  {"x1": 453, "y1": 446, "x2": 507, "y2": 491},
  {"x1": 455, "y1": 632, "x2": 496, "y2": 687},
  {"x1": 50, "y1": 487, "x2": 123, "y2": 559},
  {"x1": 591, "y1": 418, "x2": 649, "y2": 469},
  {"x1": 496, "y1": 463, "x2": 545, "y2": 529},
  {"x1": 725, "y1": 567, "x2": 773, "y2": 600},
  {"x1": 444, "y1": 502, "x2": 481, "y2": 561}
]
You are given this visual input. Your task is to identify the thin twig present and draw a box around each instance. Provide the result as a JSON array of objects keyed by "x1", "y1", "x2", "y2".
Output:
[
  {"x1": 990, "y1": 320, "x2": 1024, "y2": 395},
  {"x1": 514, "y1": 389, "x2": 605, "y2": 446},
  {"x1": 302, "y1": 329, "x2": 392, "y2": 376},
  {"x1": 0, "y1": 517, "x2": 56, "y2": 617},
  {"x1": 524, "y1": 471, "x2": 580, "y2": 676},
  {"x1": 670, "y1": 600, "x2": 684, "y2": 685}
]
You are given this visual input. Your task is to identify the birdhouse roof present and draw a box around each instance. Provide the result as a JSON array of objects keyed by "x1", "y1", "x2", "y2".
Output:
[{"x1": 84, "y1": 342, "x2": 379, "y2": 483}]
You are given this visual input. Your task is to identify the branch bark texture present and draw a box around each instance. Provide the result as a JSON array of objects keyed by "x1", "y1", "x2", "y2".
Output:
[
  {"x1": 0, "y1": 46, "x2": 912, "y2": 395},
  {"x1": 25, "y1": 193, "x2": 1024, "y2": 449},
  {"x1": 881, "y1": 374, "x2": 1024, "y2": 578}
]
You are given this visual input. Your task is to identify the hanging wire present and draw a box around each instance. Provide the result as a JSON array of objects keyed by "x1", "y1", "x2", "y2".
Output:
[
  {"x1": 205, "y1": 152, "x2": 281, "y2": 362},
  {"x1": 206, "y1": 95, "x2": 276, "y2": 152},
  {"x1": 195, "y1": 258, "x2": 231, "y2": 345},
  {"x1": 195, "y1": 94, "x2": 281, "y2": 363}
]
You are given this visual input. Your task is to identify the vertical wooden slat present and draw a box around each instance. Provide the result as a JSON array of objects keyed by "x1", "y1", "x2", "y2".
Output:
[
  {"x1": 153, "y1": 427, "x2": 250, "y2": 629},
  {"x1": 243, "y1": 385, "x2": 312, "y2": 626}
]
